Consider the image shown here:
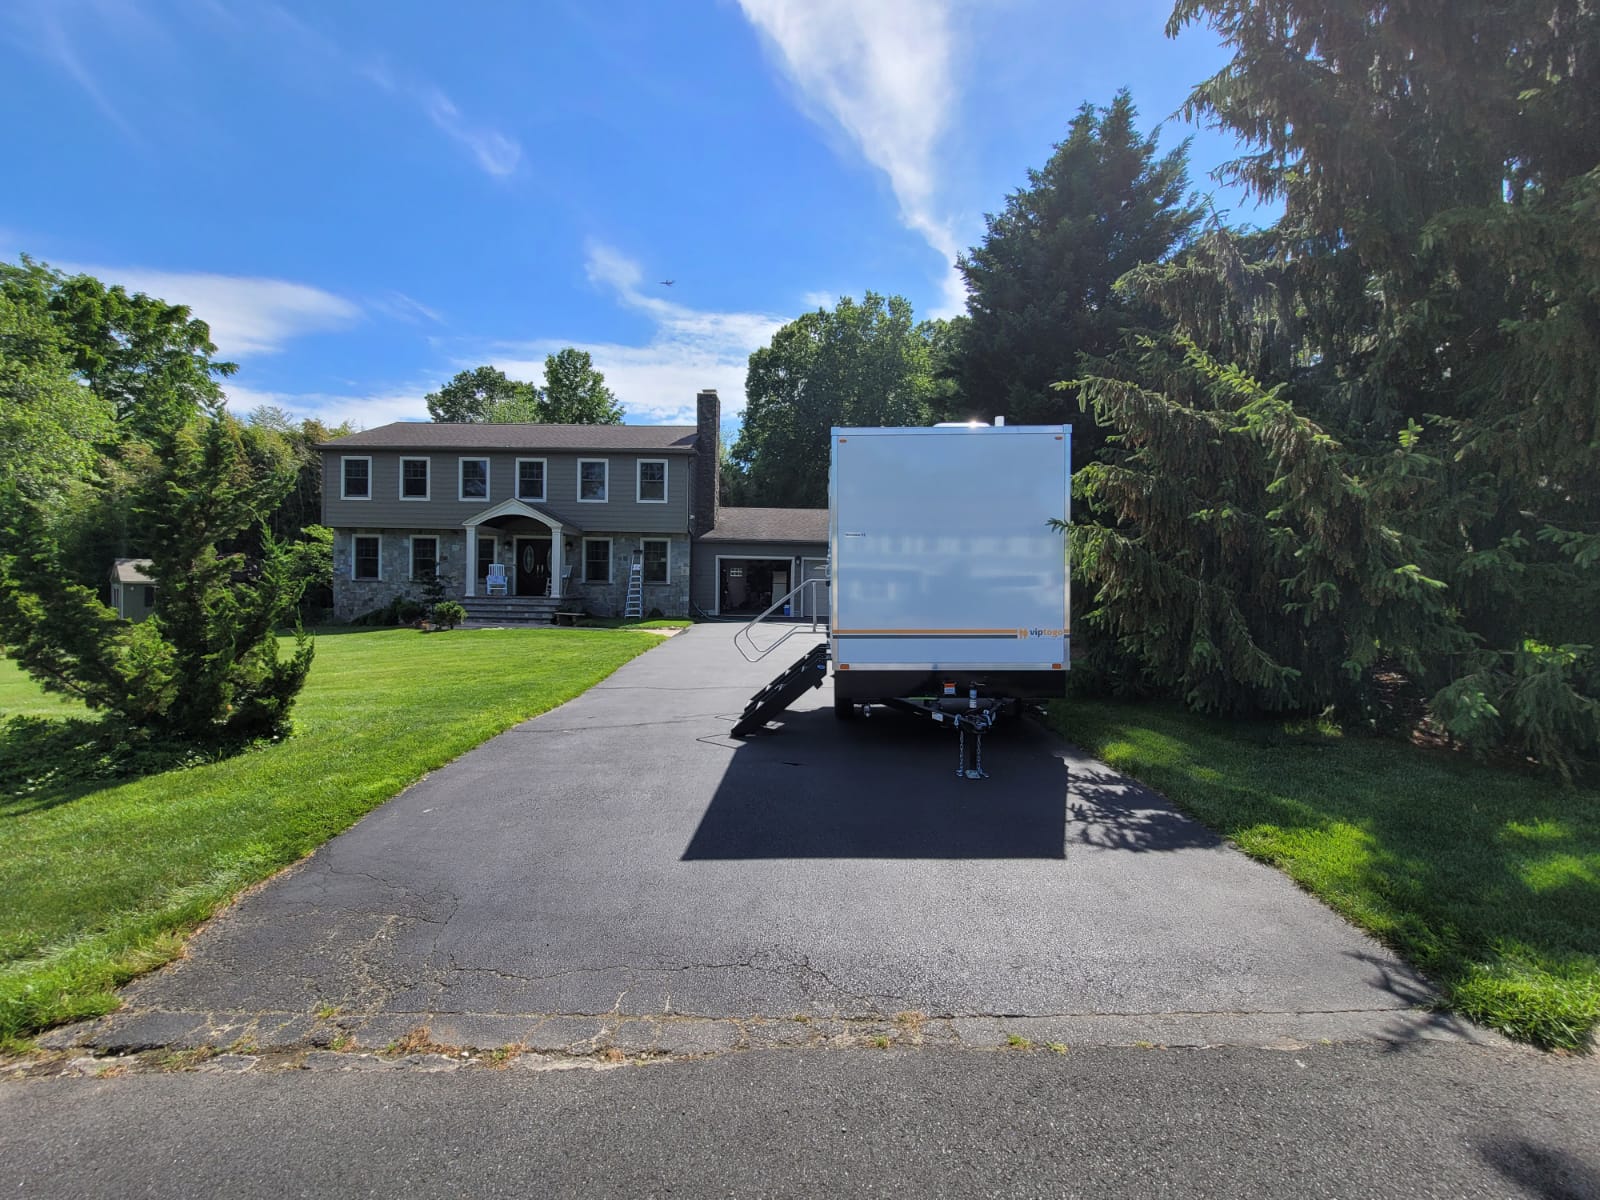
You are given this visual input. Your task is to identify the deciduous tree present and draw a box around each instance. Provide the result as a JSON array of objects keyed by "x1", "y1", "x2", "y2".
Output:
[{"x1": 732, "y1": 294, "x2": 938, "y2": 508}]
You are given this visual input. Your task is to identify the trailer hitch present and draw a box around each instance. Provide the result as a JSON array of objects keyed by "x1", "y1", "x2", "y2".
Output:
[{"x1": 891, "y1": 684, "x2": 1000, "y2": 780}]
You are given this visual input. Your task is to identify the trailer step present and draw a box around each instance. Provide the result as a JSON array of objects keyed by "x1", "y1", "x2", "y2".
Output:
[{"x1": 730, "y1": 644, "x2": 829, "y2": 737}]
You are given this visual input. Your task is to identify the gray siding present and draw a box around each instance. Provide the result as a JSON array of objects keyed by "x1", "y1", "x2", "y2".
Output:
[
  {"x1": 322, "y1": 450, "x2": 691, "y2": 534},
  {"x1": 691, "y1": 539, "x2": 828, "y2": 615}
]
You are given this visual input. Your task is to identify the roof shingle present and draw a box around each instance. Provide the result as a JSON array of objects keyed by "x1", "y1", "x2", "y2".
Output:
[
  {"x1": 700, "y1": 508, "x2": 829, "y2": 544},
  {"x1": 320, "y1": 422, "x2": 698, "y2": 453}
]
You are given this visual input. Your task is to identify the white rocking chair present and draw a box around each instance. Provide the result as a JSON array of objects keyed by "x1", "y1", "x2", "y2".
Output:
[{"x1": 485, "y1": 562, "x2": 509, "y2": 596}]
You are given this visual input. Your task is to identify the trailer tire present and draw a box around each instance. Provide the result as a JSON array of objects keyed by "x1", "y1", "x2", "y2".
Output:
[{"x1": 833, "y1": 694, "x2": 858, "y2": 721}]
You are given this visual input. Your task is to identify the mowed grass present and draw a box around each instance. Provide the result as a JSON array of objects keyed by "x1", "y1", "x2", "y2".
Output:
[
  {"x1": 1048, "y1": 699, "x2": 1600, "y2": 1051},
  {"x1": 0, "y1": 626, "x2": 663, "y2": 1046}
]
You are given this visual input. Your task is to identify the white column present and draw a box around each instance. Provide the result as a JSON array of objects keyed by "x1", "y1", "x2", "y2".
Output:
[
  {"x1": 464, "y1": 523, "x2": 477, "y2": 598},
  {"x1": 550, "y1": 533, "x2": 564, "y2": 599}
]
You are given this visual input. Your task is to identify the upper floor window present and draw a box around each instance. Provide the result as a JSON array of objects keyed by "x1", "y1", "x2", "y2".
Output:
[
  {"x1": 637, "y1": 459, "x2": 667, "y2": 504},
  {"x1": 516, "y1": 458, "x2": 546, "y2": 502},
  {"x1": 341, "y1": 456, "x2": 371, "y2": 500},
  {"x1": 459, "y1": 457, "x2": 489, "y2": 501},
  {"x1": 400, "y1": 457, "x2": 430, "y2": 500},
  {"x1": 578, "y1": 458, "x2": 608, "y2": 502}
]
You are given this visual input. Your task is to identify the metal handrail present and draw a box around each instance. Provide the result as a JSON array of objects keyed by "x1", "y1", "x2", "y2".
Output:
[{"x1": 733, "y1": 577, "x2": 831, "y2": 663}]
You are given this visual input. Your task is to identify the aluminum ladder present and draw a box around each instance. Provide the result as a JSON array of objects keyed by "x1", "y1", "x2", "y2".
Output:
[{"x1": 623, "y1": 555, "x2": 644, "y2": 619}]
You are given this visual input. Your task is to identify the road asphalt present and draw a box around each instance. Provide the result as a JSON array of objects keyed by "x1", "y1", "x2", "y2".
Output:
[
  {"x1": 3, "y1": 1044, "x2": 1598, "y2": 1198},
  {"x1": 8, "y1": 622, "x2": 1595, "y2": 1197}
]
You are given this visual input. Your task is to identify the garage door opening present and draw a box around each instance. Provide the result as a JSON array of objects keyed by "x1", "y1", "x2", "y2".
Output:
[{"x1": 717, "y1": 558, "x2": 791, "y2": 616}]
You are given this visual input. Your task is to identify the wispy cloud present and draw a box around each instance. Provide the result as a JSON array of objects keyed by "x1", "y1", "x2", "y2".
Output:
[
  {"x1": 372, "y1": 289, "x2": 445, "y2": 326},
  {"x1": 34, "y1": 0, "x2": 525, "y2": 181},
  {"x1": 70, "y1": 264, "x2": 361, "y2": 358},
  {"x1": 2, "y1": 0, "x2": 156, "y2": 142},
  {"x1": 221, "y1": 383, "x2": 428, "y2": 430},
  {"x1": 489, "y1": 243, "x2": 787, "y2": 423},
  {"x1": 737, "y1": 0, "x2": 967, "y2": 314},
  {"x1": 421, "y1": 88, "x2": 522, "y2": 177}
]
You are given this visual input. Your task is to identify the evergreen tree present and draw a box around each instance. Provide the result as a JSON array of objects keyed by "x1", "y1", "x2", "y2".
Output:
[
  {"x1": 954, "y1": 90, "x2": 1202, "y2": 464},
  {"x1": 0, "y1": 405, "x2": 314, "y2": 742},
  {"x1": 1071, "y1": 2, "x2": 1600, "y2": 774}
]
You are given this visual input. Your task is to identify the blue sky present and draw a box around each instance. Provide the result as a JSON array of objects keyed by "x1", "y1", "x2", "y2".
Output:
[{"x1": 2, "y1": 0, "x2": 1254, "y2": 429}]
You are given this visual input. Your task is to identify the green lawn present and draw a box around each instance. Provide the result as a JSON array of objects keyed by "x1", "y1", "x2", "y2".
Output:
[
  {"x1": 1048, "y1": 699, "x2": 1600, "y2": 1051},
  {"x1": 0, "y1": 626, "x2": 663, "y2": 1046}
]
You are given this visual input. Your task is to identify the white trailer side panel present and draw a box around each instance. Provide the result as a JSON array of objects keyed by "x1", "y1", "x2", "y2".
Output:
[{"x1": 829, "y1": 426, "x2": 1069, "y2": 672}]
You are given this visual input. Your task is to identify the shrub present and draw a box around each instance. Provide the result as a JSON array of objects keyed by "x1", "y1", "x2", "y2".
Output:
[{"x1": 433, "y1": 601, "x2": 467, "y2": 630}]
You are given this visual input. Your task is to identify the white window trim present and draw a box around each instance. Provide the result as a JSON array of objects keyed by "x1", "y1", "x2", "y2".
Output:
[
  {"x1": 577, "y1": 458, "x2": 609, "y2": 503},
  {"x1": 515, "y1": 457, "x2": 548, "y2": 502},
  {"x1": 640, "y1": 537, "x2": 671, "y2": 585},
  {"x1": 458, "y1": 456, "x2": 491, "y2": 502},
  {"x1": 582, "y1": 537, "x2": 613, "y2": 584},
  {"x1": 636, "y1": 458, "x2": 669, "y2": 504},
  {"x1": 408, "y1": 535, "x2": 439, "y2": 582},
  {"x1": 352, "y1": 534, "x2": 383, "y2": 582},
  {"x1": 341, "y1": 455, "x2": 372, "y2": 501},
  {"x1": 398, "y1": 456, "x2": 431, "y2": 501}
]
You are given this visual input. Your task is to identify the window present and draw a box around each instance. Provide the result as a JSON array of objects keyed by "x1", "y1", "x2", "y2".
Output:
[
  {"x1": 341, "y1": 456, "x2": 371, "y2": 499},
  {"x1": 637, "y1": 459, "x2": 667, "y2": 503},
  {"x1": 399, "y1": 457, "x2": 430, "y2": 500},
  {"x1": 583, "y1": 538, "x2": 612, "y2": 583},
  {"x1": 516, "y1": 458, "x2": 546, "y2": 502},
  {"x1": 143, "y1": 586, "x2": 156, "y2": 607},
  {"x1": 459, "y1": 457, "x2": 489, "y2": 501},
  {"x1": 641, "y1": 538, "x2": 669, "y2": 584},
  {"x1": 353, "y1": 535, "x2": 381, "y2": 580},
  {"x1": 411, "y1": 536, "x2": 438, "y2": 581},
  {"x1": 578, "y1": 458, "x2": 608, "y2": 502},
  {"x1": 476, "y1": 536, "x2": 497, "y2": 582}
]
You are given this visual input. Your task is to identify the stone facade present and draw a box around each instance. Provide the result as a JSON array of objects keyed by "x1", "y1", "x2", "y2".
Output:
[
  {"x1": 565, "y1": 533, "x2": 691, "y2": 617},
  {"x1": 331, "y1": 529, "x2": 471, "y2": 621},
  {"x1": 331, "y1": 528, "x2": 691, "y2": 620}
]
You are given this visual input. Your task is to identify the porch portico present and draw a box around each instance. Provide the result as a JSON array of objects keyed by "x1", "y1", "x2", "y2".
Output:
[{"x1": 463, "y1": 498, "x2": 582, "y2": 599}]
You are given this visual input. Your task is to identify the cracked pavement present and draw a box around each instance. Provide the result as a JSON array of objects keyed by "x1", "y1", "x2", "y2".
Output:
[{"x1": 55, "y1": 622, "x2": 1494, "y2": 1056}]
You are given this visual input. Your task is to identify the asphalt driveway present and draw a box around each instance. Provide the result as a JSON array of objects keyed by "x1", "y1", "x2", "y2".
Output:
[{"x1": 64, "y1": 622, "x2": 1486, "y2": 1055}]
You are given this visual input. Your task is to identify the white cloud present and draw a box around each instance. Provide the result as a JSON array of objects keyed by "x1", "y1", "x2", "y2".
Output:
[
  {"x1": 490, "y1": 242, "x2": 787, "y2": 422},
  {"x1": 222, "y1": 383, "x2": 428, "y2": 430},
  {"x1": 372, "y1": 289, "x2": 444, "y2": 325},
  {"x1": 737, "y1": 0, "x2": 968, "y2": 315},
  {"x1": 71, "y1": 265, "x2": 362, "y2": 358},
  {"x1": 422, "y1": 87, "x2": 522, "y2": 178},
  {"x1": 2, "y1": 0, "x2": 151, "y2": 141}
]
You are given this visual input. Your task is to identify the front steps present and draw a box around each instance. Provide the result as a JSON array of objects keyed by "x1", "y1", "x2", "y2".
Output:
[{"x1": 459, "y1": 595, "x2": 567, "y2": 625}]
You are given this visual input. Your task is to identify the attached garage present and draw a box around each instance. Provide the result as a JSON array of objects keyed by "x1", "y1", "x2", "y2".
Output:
[{"x1": 691, "y1": 508, "x2": 828, "y2": 618}]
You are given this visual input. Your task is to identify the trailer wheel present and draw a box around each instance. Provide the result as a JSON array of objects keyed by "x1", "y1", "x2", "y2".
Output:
[{"x1": 834, "y1": 694, "x2": 858, "y2": 721}]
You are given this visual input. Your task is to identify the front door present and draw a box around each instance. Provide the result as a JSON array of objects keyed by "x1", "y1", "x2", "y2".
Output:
[{"x1": 514, "y1": 537, "x2": 551, "y2": 596}]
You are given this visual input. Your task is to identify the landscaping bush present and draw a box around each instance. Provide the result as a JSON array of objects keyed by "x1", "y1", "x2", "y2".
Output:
[{"x1": 433, "y1": 602, "x2": 466, "y2": 630}]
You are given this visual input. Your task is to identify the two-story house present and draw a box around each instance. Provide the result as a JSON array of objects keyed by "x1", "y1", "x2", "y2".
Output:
[{"x1": 319, "y1": 390, "x2": 828, "y2": 622}]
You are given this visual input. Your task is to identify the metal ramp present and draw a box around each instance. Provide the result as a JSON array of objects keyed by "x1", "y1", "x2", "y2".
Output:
[{"x1": 730, "y1": 643, "x2": 829, "y2": 738}]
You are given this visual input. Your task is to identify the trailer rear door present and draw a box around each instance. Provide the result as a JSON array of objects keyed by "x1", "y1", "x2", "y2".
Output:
[{"x1": 829, "y1": 426, "x2": 1069, "y2": 673}]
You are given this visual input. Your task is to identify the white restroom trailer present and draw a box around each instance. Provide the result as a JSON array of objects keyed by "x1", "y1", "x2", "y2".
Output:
[
  {"x1": 731, "y1": 421, "x2": 1070, "y2": 776},
  {"x1": 829, "y1": 422, "x2": 1071, "y2": 708}
]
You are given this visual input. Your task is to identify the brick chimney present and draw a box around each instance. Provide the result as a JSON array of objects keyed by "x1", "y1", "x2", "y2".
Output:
[{"x1": 692, "y1": 388, "x2": 720, "y2": 538}]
